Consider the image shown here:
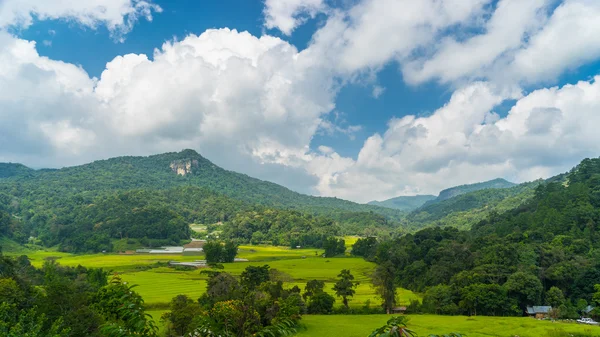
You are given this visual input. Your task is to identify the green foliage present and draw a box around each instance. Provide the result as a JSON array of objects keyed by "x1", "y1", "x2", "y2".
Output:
[
  {"x1": 0, "y1": 150, "x2": 406, "y2": 252},
  {"x1": 99, "y1": 276, "x2": 159, "y2": 337},
  {"x1": 368, "y1": 195, "x2": 436, "y2": 212},
  {"x1": 0, "y1": 251, "x2": 158, "y2": 337},
  {"x1": 161, "y1": 295, "x2": 202, "y2": 337},
  {"x1": 372, "y1": 261, "x2": 397, "y2": 314},
  {"x1": 168, "y1": 264, "x2": 303, "y2": 337},
  {"x1": 333, "y1": 269, "x2": 359, "y2": 309},
  {"x1": 306, "y1": 292, "x2": 335, "y2": 314},
  {"x1": 366, "y1": 157, "x2": 600, "y2": 317},
  {"x1": 241, "y1": 265, "x2": 271, "y2": 291},
  {"x1": 406, "y1": 180, "x2": 540, "y2": 230},
  {"x1": 368, "y1": 316, "x2": 417, "y2": 337},
  {"x1": 351, "y1": 236, "x2": 378, "y2": 260},
  {"x1": 323, "y1": 237, "x2": 345, "y2": 257},
  {"x1": 203, "y1": 240, "x2": 239, "y2": 264}
]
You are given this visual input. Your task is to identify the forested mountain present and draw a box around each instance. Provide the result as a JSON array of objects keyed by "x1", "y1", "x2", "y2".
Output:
[
  {"x1": 0, "y1": 149, "x2": 401, "y2": 218},
  {"x1": 0, "y1": 163, "x2": 34, "y2": 179},
  {"x1": 0, "y1": 150, "x2": 402, "y2": 252},
  {"x1": 405, "y1": 181, "x2": 541, "y2": 230},
  {"x1": 364, "y1": 157, "x2": 600, "y2": 317},
  {"x1": 423, "y1": 178, "x2": 516, "y2": 207},
  {"x1": 368, "y1": 195, "x2": 436, "y2": 212}
]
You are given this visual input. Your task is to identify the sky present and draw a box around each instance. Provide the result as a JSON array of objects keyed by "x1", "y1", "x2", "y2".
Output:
[{"x1": 1, "y1": 0, "x2": 600, "y2": 203}]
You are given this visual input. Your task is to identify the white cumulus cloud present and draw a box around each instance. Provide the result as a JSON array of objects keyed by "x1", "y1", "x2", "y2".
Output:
[
  {"x1": 263, "y1": 0, "x2": 326, "y2": 35},
  {"x1": 0, "y1": 0, "x2": 161, "y2": 41}
]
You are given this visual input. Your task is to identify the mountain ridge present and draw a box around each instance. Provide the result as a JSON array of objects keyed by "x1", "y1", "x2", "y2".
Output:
[
  {"x1": 0, "y1": 149, "x2": 405, "y2": 221},
  {"x1": 368, "y1": 194, "x2": 436, "y2": 212}
]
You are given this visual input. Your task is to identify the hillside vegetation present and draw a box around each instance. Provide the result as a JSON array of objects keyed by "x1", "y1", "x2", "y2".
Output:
[
  {"x1": 0, "y1": 150, "x2": 402, "y2": 252},
  {"x1": 405, "y1": 180, "x2": 541, "y2": 230},
  {"x1": 368, "y1": 195, "x2": 436, "y2": 212},
  {"x1": 366, "y1": 157, "x2": 600, "y2": 318}
]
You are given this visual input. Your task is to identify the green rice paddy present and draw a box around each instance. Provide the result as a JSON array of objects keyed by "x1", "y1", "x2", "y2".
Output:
[
  {"x1": 7, "y1": 241, "x2": 596, "y2": 337},
  {"x1": 296, "y1": 315, "x2": 597, "y2": 337}
]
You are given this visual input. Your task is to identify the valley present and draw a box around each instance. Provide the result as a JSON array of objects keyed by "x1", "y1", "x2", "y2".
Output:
[{"x1": 2, "y1": 151, "x2": 600, "y2": 337}]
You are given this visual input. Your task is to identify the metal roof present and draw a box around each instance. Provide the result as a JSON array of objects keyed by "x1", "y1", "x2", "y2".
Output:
[{"x1": 526, "y1": 306, "x2": 552, "y2": 314}]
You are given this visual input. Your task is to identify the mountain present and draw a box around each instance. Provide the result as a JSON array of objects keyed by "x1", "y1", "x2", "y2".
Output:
[
  {"x1": 0, "y1": 163, "x2": 34, "y2": 179},
  {"x1": 368, "y1": 195, "x2": 436, "y2": 212},
  {"x1": 0, "y1": 150, "x2": 404, "y2": 252},
  {"x1": 430, "y1": 178, "x2": 516, "y2": 204},
  {"x1": 0, "y1": 149, "x2": 402, "y2": 218},
  {"x1": 405, "y1": 180, "x2": 541, "y2": 230}
]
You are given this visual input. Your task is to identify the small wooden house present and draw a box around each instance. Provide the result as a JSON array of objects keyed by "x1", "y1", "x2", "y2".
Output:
[{"x1": 526, "y1": 306, "x2": 552, "y2": 319}]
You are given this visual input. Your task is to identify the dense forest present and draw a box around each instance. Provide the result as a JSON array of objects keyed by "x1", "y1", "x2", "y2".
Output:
[
  {"x1": 0, "y1": 150, "x2": 400, "y2": 252},
  {"x1": 359, "y1": 157, "x2": 600, "y2": 318}
]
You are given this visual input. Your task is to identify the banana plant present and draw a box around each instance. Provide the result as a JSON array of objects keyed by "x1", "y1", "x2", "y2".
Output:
[{"x1": 368, "y1": 316, "x2": 417, "y2": 337}]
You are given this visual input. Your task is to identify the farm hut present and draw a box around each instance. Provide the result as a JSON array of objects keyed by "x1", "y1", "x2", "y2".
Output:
[
  {"x1": 391, "y1": 306, "x2": 407, "y2": 314},
  {"x1": 526, "y1": 306, "x2": 552, "y2": 319}
]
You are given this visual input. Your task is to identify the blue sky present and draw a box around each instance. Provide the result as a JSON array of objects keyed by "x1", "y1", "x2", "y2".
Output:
[
  {"x1": 17, "y1": 0, "x2": 455, "y2": 160},
  {"x1": 2, "y1": 0, "x2": 600, "y2": 202}
]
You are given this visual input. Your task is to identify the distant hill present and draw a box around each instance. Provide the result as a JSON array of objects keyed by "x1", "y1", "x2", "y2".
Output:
[
  {"x1": 368, "y1": 195, "x2": 436, "y2": 212},
  {"x1": 0, "y1": 149, "x2": 402, "y2": 219},
  {"x1": 0, "y1": 163, "x2": 34, "y2": 179},
  {"x1": 424, "y1": 178, "x2": 516, "y2": 206},
  {"x1": 0, "y1": 150, "x2": 406, "y2": 252},
  {"x1": 406, "y1": 180, "x2": 541, "y2": 230}
]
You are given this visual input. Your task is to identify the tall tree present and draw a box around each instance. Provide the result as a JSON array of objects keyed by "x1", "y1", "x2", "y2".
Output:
[
  {"x1": 333, "y1": 269, "x2": 359, "y2": 309},
  {"x1": 373, "y1": 261, "x2": 397, "y2": 314}
]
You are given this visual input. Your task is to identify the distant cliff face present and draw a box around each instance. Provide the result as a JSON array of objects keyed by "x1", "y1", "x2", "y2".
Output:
[{"x1": 170, "y1": 159, "x2": 199, "y2": 176}]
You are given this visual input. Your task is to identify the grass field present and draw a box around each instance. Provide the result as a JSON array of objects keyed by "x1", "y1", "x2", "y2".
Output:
[
  {"x1": 6, "y1": 242, "x2": 419, "y2": 309},
  {"x1": 5, "y1": 239, "x2": 596, "y2": 337},
  {"x1": 296, "y1": 315, "x2": 598, "y2": 337},
  {"x1": 120, "y1": 255, "x2": 420, "y2": 308}
]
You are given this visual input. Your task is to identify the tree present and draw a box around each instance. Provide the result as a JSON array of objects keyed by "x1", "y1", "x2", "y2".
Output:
[
  {"x1": 351, "y1": 236, "x2": 378, "y2": 259},
  {"x1": 333, "y1": 269, "x2": 359, "y2": 309},
  {"x1": 203, "y1": 240, "x2": 239, "y2": 264},
  {"x1": 222, "y1": 240, "x2": 239, "y2": 263},
  {"x1": 307, "y1": 292, "x2": 335, "y2": 314},
  {"x1": 303, "y1": 280, "x2": 325, "y2": 301},
  {"x1": 423, "y1": 285, "x2": 458, "y2": 315},
  {"x1": 203, "y1": 241, "x2": 223, "y2": 264},
  {"x1": 373, "y1": 261, "x2": 397, "y2": 314},
  {"x1": 99, "y1": 276, "x2": 158, "y2": 337},
  {"x1": 592, "y1": 284, "x2": 600, "y2": 306},
  {"x1": 162, "y1": 295, "x2": 201, "y2": 337},
  {"x1": 202, "y1": 272, "x2": 242, "y2": 306},
  {"x1": 505, "y1": 272, "x2": 543, "y2": 311},
  {"x1": 241, "y1": 265, "x2": 270, "y2": 291},
  {"x1": 323, "y1": 237, "x2": 345, "y2": 257},
  {"x1": 546, "y1": 286, "x2": 565, "y2": 308}
]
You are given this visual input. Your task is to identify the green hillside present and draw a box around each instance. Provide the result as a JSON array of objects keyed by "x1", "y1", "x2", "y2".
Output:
[
  {"x1": 1, "y1": 149, "x2": 401, "y2": 218},
  {"x1": 426, "y1": 178, "x2": 516, "y2": 205},
  {"x1": 0, "y1": 163, "x2": 34, "y2": 179},
  {"x1": 368, "y1": 157, "x2": 600, "y2": 318},
  {"x1": 368, "y1": 194, "x2": 436, "y2": 211},
  {"x1": 0, "y1": 150, "x2": 403, "y2": 252},
  {"x1": 406, "y1": 180, "x2": 541, "y2": 230}
]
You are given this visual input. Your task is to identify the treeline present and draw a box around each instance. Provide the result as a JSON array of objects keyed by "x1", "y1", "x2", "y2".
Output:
[
  {"x1": 0, "y1": 251, "x2": 158, "y2": 337},
  {"x1": 357, "y1": 157, "x2": 600, "y2": 318}
]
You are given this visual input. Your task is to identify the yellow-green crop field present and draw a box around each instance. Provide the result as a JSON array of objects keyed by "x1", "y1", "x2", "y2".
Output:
[
  {"x1": 296, "y1": 315, "x2": 598, "y2": 337},
  {"x1": 119, "y1": 257, "x2": 419, "y2": 308},
  {"x1": 9, "y1": 242, "x2": 595, "y2": 337}
]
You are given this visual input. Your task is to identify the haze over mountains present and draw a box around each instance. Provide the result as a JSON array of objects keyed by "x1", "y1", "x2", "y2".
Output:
[{"x1": 369, "y1": 178, "x2": 517, "y2": 212}]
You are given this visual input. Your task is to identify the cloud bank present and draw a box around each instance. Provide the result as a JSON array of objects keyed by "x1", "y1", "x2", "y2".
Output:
[{"x1": 1, "y1": 0, "x2": 600, "y2": 202}]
